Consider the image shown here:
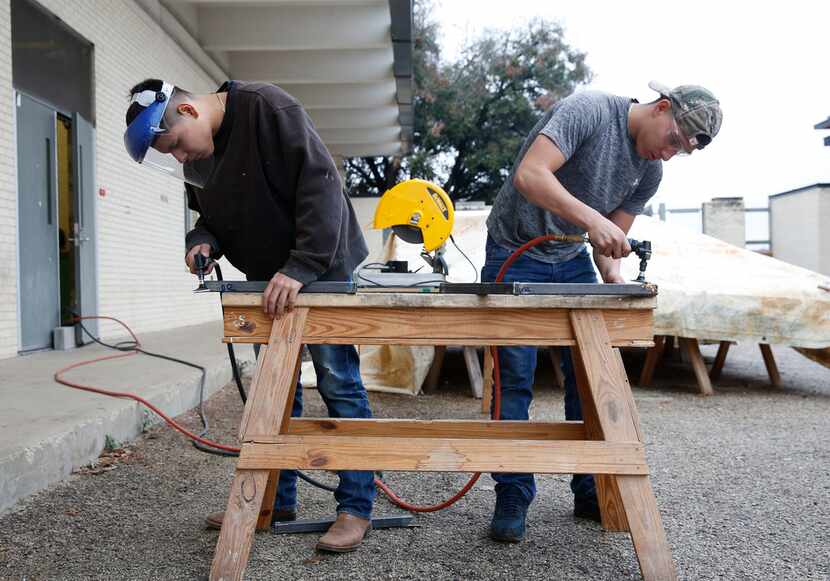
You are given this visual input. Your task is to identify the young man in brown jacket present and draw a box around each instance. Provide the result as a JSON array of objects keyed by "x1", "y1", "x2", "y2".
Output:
[{"x1": 124, "y1": 79, "x2": 375, "y2": 552}]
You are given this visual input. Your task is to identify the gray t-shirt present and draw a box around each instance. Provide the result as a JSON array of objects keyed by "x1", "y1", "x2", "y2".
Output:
[{"x1": 486, "y1": 91, "x2": 662, "y2": 263}]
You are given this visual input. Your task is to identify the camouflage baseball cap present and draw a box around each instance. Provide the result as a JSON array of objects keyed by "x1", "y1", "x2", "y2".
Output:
[{"x1": 648, "y1": 81, "x2": 722, "y2": 150}]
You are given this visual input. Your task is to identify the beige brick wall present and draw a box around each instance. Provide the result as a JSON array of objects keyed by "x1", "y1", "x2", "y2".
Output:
[
  {"x1": 0, "y1": 0, "x2": 246, "y2": 358},
  {"x1": 0, "y1": 0, "x2": 17, "y2": 358}
]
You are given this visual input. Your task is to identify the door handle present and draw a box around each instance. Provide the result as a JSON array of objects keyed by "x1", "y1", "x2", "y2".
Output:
[{"x1": 45, "y1": 138, "x2": 53, "y2": 224}]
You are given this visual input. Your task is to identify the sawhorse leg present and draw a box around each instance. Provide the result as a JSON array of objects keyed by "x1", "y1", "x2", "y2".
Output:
[
  {"x1": 679, "y1": 337, "x2": 714, "y2": 396},
  {"x1": 709, "y1": 341, "x2": 731, "y2": 382},
  {"x1": 210, "y1": 309, "x2": 307, "y2": 581},
  {"x1": 482, "y1": 347, "x2": 494, "y2": 414},
  {"x1": 759, "y1": 343, "x2": 782, "y2": 387},
  {"x1": 463, "y1": 346, "x2": 484, "y2": 399},
  {"x1": 423, "y1": 345, "x2": 447, "y2": 393},
  {"x1": 573, "y1": 346, "x2": 629, "y2": 532},
  {"x1": 571, "y1": 311, "x2": 676, "y2": 581},
  {"x1": 639, "y1": 335, "x2": 666, "y2": 387}
]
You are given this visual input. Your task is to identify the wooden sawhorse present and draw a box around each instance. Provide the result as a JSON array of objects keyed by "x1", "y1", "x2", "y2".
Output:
[
  {"x1": 210, "y1": 291, "x2": 675, "y2": 580},
  {"x1": 639, "y1": 335, "x2": 783, "y2": 395}
]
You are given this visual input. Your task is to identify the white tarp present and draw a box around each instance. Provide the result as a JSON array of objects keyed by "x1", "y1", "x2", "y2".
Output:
[
  {"x1": 623, "y1": 216, "x2": 830, "y2": 348},
  {"x1": 303, "y1": 210, "x2": 829, "y2": 393}
]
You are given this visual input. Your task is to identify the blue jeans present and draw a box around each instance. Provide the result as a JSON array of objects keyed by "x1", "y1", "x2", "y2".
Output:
[
  {"x1": 481, "y1": 235, "x2": 597, "y2": 504},
  {"x1": 253, "y1": 343, "x2": 376, "y2": 519}
]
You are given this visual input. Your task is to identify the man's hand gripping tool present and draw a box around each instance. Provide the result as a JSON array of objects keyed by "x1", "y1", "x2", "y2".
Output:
[
  {"x1": 569, "y1": 235, "x2": 652, "y2": 283},
  {"x1": 193, "y1": 253, "x2": 214, "y2": 293}
]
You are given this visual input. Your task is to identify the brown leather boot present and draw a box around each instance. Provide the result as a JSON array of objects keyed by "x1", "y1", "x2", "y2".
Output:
[
  {"x1": 205, "y1": 509, "x2": 296, "y2": 530},
  {"x1": 316, "y1": 513, "x2": 371, "y2": 553}
]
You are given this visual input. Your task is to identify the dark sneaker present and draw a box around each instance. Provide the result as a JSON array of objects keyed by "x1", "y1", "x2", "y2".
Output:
[
  {"x1": 489, "y1": 488, "x2": 529, "y2": 543},
  {"x1": 573, "y1": 495, "x2": 601, "y2": 523}
]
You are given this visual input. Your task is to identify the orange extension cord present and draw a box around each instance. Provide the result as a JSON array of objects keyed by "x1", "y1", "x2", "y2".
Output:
[{"x1": 53, "y1": 235, "x2": 568, "y2": 513}]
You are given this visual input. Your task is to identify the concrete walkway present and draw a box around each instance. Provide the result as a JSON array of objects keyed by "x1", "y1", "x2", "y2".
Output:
[{"x1": 0, "y1": 321, "x2": 256, "y2": 514}]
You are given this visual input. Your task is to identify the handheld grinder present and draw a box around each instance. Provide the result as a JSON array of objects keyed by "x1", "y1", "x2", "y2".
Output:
[
  {"x1": 628, "y1": 239, "x2": 652, "y2": 283},
  {"x1": 193, "y1": 253, "x2": 214, "y2": 292}
]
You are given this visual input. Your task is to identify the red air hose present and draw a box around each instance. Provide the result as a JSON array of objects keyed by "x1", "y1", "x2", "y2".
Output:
[
  {"x1": 54, "y1": 316, "x2": 241, "y2": 455},
  {"x1": 54, "y1": 234, "x2": 569, "y2": 512}
]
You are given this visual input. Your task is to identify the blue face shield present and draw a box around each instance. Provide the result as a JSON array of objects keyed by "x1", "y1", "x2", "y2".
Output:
[{"x1": 123, "y1": 82, "x2": 214, "y2": 188}]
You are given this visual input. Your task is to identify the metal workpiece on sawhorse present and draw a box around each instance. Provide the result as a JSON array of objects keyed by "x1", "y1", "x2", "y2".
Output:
[{"x1": 209, "y1": 289, "x2": 675, "y2": 581}]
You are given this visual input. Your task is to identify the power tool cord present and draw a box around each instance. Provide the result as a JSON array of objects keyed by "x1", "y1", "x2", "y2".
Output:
[
  {"x1": 449, "y1": 234, "x2": 478, "y2": 283},
  {"x1": 54, "y1": 315, "x2": 241, "y2": 454},
  {"x1": 72, "y1": 315, "x2": 220, "y2": 457}
]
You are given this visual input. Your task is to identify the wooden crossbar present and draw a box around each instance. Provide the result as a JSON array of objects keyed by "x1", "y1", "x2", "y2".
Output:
[
  {"x1": 238, "y1": 436, "x2": 648, "y2": 475},
  {"x1": 282, "y1": 418, "x2": 587, "y2": 440},
  {"x1": 222, "y1": 306, "x2": 655, "y2": 346}
]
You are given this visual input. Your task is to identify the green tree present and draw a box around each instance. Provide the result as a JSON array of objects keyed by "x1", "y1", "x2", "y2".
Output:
[
  {"x1": 344, "y1": 0, "x2": 439, "y2": 197},
  {"x1": 345, "y1": 9, "x2": 592, "y2": 202},
  {"x1": 418, "y1": 21, "x2": 591, "y2": 201}
]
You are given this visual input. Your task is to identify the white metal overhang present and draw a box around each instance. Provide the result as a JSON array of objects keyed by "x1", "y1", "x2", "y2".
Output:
[
  {"x1": 816, "y1": 116, "x2": 830, "y2": 147},
  {"x1": 140, "y1": 0, "x2": 413, "y2": 158}
]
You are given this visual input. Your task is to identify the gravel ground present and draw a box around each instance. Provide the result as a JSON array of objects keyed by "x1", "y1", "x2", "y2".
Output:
[{"x1": 0, "y1": 343, "x2": 828, "y2": 581}]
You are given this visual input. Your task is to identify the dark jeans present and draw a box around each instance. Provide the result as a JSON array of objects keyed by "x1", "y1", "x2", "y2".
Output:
[
  {"x1": 253, "y1": 343, "x2": 376, "y2": 519},
  {"x1": 481, "y1": 235, "x2": 597, "y2": 504}
]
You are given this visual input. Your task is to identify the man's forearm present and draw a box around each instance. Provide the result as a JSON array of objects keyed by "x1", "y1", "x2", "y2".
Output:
[
  {"x1": 593, "y1": 250, "x2": 622, "y2": 282},
  {"x1": 513, "y1": 148, "x2": 633, "y2": 258},
  {"x1": 186, "y1": 218, "x2": 221, "y2": 257},
  {"x1": 514, "y1": 167, "x2": 602, "y2": 231},
  {"x1": 593, "y1": 207, "x2": 639, "y2": 283}
]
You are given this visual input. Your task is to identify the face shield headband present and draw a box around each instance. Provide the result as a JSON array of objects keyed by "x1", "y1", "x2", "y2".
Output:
[
  {"x1": 124, "y1": 82, "x2": 173, "y2": 163},
  {"x1": 123, "y1": 82, "x2": 214, "y2": 188}
]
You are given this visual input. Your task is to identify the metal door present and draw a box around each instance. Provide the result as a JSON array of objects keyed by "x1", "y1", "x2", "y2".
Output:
[
  {"x1": 17, "y1": 93, "x2": 59, "y2": 351},
  {"x1": 72, "y1": 113, "x2": 97, "y2": 343}
]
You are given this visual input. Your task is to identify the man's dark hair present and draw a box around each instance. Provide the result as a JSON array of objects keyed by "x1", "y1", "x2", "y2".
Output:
[{"x1": 125, "y1": 78, "x2": 191, "y2": 126}]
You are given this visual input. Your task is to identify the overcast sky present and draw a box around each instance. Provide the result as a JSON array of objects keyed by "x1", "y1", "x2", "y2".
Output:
[{"x1": 433, "y1": 0, "x2": 830, "y2": 209}]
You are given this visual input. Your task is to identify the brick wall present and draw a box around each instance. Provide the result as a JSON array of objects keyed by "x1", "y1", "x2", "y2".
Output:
[
  {"x1": 0, "y1": 0, "x2": 244, "y2": 358},
  {"x1": 0, "y1": 0, "x2": 17, "y2": 358}
]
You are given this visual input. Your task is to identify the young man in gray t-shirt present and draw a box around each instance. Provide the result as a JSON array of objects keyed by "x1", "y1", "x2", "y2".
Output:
[{"x1": 484, "y1": 81, "x2": 722, "y2": 542}]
